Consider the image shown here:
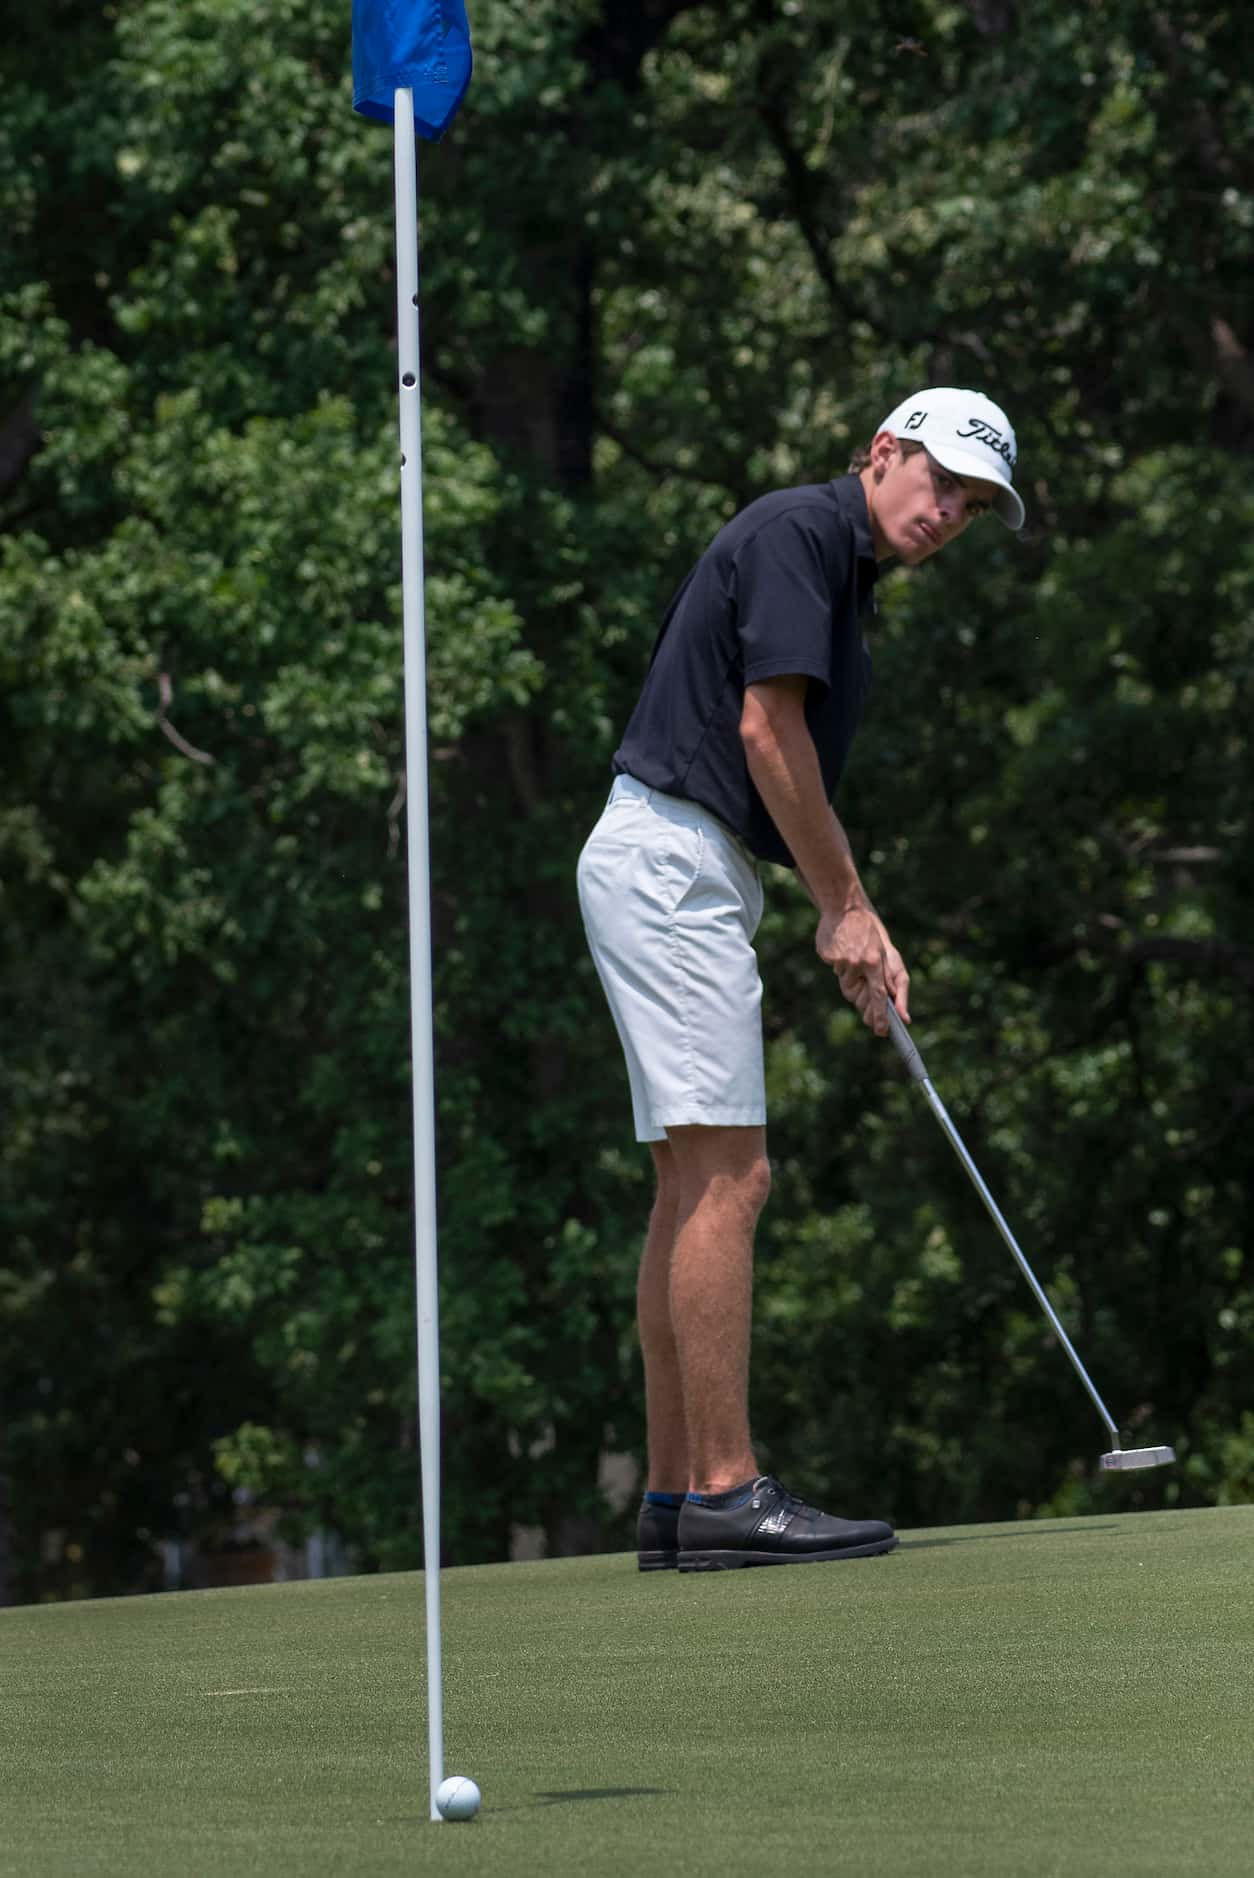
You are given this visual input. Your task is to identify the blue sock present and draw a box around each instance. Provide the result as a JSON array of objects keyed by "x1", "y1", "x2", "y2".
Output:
[
  {"x1": 644, "y1": 1491, "x2": 683, "y2": 1508},
  {"x1": 686, "y1": 1477, "x2": 757, "y2": 1509}
]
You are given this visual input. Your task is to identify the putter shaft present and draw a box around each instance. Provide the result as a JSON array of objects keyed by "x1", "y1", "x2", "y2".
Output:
[{"x1": 886, "y1": 1006, "x2": 1122, "y2": 1450}]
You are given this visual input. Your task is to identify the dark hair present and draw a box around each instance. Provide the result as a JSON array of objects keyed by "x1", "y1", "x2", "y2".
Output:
[{"x1": 847, "y1": 437, "x2": 925, "y2": 473}]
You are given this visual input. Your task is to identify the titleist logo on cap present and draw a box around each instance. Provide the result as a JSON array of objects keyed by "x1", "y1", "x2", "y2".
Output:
[{"x1": 902, "y1": 407, "x2": 1017, "y2": 471}]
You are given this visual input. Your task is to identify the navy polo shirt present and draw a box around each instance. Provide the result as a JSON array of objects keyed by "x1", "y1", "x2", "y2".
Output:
[{"x1": 612, "y1": 474, "x2": 879, "y2": 866}]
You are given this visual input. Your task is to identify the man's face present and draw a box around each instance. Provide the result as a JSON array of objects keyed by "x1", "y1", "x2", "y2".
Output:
[{"x1": 865, "y1": 435, "x2": 1000, "y2": 564}]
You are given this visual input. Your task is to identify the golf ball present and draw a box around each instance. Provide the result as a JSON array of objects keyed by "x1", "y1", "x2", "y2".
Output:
[{"x1": 435, "y1": 1775, "x2": 481, "y2": 1822}]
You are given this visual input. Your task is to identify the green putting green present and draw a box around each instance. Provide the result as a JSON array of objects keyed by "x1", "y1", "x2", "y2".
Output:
[{"x1": 3, "y1": 1506, "x2": 1252, "y2": 1876}]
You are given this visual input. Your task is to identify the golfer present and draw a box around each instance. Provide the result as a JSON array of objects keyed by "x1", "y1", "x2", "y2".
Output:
[{"x1": 577, "y1": 388, "x2": 1025, "y2": 1571}]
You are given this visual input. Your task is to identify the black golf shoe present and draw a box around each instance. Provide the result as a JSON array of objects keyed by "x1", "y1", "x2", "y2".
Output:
[
  {"x1": 636, "y1": 1496, "x2": 681, "y2": 1571},
  {"x1": 677, "y1": 1476, "x2": 897, "y2": 1571}
]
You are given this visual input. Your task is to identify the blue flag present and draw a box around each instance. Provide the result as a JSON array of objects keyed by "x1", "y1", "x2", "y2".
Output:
[{"x1": 352, "y1": 0, "x2": 472, "y2": 138}]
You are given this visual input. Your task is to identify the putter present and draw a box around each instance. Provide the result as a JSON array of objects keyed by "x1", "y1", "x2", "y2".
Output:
[{"x1": 886, "y1": 1005, "x2": 1175, "y2": 1473}]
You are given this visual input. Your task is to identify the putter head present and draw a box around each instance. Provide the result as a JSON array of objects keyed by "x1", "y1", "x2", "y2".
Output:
[{"x1": 1099, "y1": 1446, "x2": 1176, "y2": 1472}]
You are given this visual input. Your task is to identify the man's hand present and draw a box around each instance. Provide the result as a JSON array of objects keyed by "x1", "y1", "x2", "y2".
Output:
[{"x1": 816, "y1": 904, "x2": 910, "y2": 1037}]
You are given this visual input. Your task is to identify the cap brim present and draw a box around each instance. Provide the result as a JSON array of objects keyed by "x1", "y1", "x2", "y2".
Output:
[{"x1": 924, "y1": 442, "x2": 1025, "y2": 531}]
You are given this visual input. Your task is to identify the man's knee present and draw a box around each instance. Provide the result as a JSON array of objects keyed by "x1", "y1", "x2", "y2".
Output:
[
  {"x1": 742, "y1": 1152, "x2": 771, "y2": 1218},
  {"x1": 666, "y1": 1126, "x2": 771, "y2": 1220},
  {"x1": 729, "y1": 1151, "x2": 770, "y2": 1225}
]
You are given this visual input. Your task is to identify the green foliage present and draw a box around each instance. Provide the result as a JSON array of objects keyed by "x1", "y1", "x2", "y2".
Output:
[{"x1": 2, "y1": 0, "x2": 1253, "y2": 1600}]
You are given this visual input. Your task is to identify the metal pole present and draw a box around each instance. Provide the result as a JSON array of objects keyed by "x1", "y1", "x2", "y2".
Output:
[{"x1": 392, "y1": 85, "x2": 445, "y2": 1823}]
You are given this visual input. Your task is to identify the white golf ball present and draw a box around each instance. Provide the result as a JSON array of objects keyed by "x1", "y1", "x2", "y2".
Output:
[{"x1": 435, "y1": 1775, "x2": 481, "y2": 1821}]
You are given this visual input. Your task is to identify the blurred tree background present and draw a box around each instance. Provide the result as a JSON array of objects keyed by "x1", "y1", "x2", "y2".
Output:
[{"x1": 2, "y1": 0, "x2": 1251, "y2": 1602}]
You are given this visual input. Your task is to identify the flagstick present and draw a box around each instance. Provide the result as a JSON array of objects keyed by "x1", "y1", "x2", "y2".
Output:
[{"x1": 392, "y1": 84, "x2": 445, "y2": 1825}]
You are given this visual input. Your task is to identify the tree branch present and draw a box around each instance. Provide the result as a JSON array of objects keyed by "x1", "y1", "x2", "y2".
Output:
[
  {"x1": 750, "y1": 1, "x2": 879, "y2": 332},
  {"x1": 0, "y1": 393, "x2": 39, "y2": 494},
  {"x1": 1210, "y1": 315, "x2": 1254, "y2": 422},
  {"x1": 157, "y1": 672, "x2": 216, "y2": 766},
  {"x1": 594, "y1": 404, "x2": 726, "y2": 487}
]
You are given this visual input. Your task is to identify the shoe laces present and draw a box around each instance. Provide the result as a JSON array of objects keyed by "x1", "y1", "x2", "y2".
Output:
[{"x1": 750, "y1": 1475, "x2": 803, "y2": 1518}]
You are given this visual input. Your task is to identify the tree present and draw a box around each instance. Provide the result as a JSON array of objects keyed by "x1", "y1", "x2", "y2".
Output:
[{"x1": 2, "y1": 0, "x2": 1251, "y2": 1601}]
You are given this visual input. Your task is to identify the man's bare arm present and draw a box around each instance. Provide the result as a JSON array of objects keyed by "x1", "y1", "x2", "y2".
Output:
[
  {"x1": 740, "y1": 675, "x2": 909, "y2": 1033},
  {"x1": 794, "y1": 853, "x2": 882, "y2": 922}
]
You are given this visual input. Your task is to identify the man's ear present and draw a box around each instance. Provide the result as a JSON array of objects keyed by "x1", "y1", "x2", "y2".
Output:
[{"x1": 868, "y1": 430, "x2": 898, "y2": 481}]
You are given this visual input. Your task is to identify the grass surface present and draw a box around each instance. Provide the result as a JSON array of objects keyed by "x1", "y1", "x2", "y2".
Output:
[{"x1": 3, "y1": 1506, "x2": 1253, "y2": 1876}]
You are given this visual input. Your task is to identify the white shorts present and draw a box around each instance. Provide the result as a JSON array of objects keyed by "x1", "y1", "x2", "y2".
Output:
[{"x1": 576, "y1": 775, "x2": 767, "y2": 1144}]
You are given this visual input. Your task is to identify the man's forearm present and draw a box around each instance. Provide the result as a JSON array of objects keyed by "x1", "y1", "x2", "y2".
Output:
[
  {"x1": 741, "y1": 676, "x2": 907, "y2": 1031},
  {"x1": 742, "y1": 707, "x2": 869, "y2": 917}
]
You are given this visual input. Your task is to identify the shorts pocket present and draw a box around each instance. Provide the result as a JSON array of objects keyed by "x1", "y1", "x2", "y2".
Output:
[{"x1": 656, "y1": 823, "x2": 705, "y2": 917}]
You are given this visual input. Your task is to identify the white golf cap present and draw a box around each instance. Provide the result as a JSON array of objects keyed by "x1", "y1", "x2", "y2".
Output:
[{"x1": 877, "y1": 387, "x2": 1025, "y2": 530}]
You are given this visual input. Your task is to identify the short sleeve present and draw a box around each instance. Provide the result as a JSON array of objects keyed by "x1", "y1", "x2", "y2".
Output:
[{"x1": 733, "y1": 508, "x2": 838, "y2": 696}]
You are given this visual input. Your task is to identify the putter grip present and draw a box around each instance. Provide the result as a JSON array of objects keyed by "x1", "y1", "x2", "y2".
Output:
[{"x1": 887, "y1": 1004, "x2": 928, "y2": 1082}]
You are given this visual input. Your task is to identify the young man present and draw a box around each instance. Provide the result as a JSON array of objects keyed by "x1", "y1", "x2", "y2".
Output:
[{"x1": 577, "y1": 388, "x2": 1024, "y2": 1572}]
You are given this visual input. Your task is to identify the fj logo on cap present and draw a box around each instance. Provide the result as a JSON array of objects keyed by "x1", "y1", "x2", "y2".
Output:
[
  {"x1": 903, "y1": 410, "x2": 927, "y2": 432},
  {"x1": 956, "y1": 416, "x2": 1016, "y2": 470}
]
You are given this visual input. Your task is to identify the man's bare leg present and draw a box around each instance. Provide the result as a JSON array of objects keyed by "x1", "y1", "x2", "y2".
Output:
[
  {"x1": 639, "y1": 1141, "x2": 685, "y2": 1491},
  {"x1": 665, "y1": 1124, "x2": 770, "y2": 1495},
  {"x1": 636, "y1": 1124, "x2": 896, "y2": 1567}
]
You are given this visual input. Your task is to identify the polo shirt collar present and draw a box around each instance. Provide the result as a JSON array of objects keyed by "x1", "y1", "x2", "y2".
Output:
[
  {"x1": 831, "y1": 472, "x2": 878, "y2": 571},
  {"x1": 830, "y1": 473, "x2": 879, "y2": 612}
]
